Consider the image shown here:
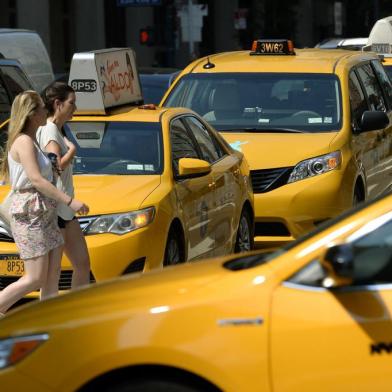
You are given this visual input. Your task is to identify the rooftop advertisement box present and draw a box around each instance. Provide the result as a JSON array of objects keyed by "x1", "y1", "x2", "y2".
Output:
[{"x1": 68, "y1": 48, "x2": 143, "y2": 114}]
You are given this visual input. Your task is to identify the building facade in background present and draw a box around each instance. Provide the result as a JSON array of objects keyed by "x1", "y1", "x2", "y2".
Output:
[{"x1": 0, "y1": 0, "x2": 391, "y2": 74}]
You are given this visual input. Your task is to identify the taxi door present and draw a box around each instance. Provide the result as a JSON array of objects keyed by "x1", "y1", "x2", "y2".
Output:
[
  {"x1": 182, "y1": 116, "x2": 240, "y2": 256},
  {"x1": 270, "y1": 212, "x2": 392, "y2": 391},
  {"x1": 370, "y1": 60, "x2": 392, "y2": 193},
  {"x1": 351, "y1": 64, "x2": 389, "y2": 199},
  {"x1": 169, "y1": 118, "x2": 215, "y2": 260}
]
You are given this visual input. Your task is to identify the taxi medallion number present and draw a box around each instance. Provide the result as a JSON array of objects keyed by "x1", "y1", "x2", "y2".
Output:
[{"x1": 0, "y1": 255, "x2": 24, "y2": 276}]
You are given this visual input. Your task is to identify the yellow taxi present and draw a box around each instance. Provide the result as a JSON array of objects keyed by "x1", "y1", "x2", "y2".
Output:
[
  {"x1": 161, "y1": 39, "x2": 392, "y2": 248},
  {"x1": 0, "y1": 48, "x2": 254, "y2": 294},
  {"x1": 1, "y1": 188, "x2": 392, "y2": 391}
]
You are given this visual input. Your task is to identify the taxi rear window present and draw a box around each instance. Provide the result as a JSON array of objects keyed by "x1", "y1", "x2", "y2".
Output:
[
  {"x1": 65, "y1": 121, "x2": 163, "y2": 175},
  {"x1": 165, "y1": 73, "x2": 342, "y2": 133}
]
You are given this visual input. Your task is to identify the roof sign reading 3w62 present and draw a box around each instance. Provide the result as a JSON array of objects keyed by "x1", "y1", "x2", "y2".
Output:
[
  {"x1": 251, "y1": 39, "x2": 295, "y2": 56},
  {"x1": 70, "y1": 79, "x2": 98, "y2": 92}
]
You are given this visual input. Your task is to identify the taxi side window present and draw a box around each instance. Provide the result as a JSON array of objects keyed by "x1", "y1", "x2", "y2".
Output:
[
  {"x1": 0, "y1": 74, "x2": 11, "y2": 125},
  {"x1": 0, "y1": 66, "x2": 31, "y2": 98},
  {"x1": 349, "y1": 71, "x2": 368, "y2": 130},
  {"x1": 356, "y1": 64, "x2": 386, "y2": 112},
  {"x1": 0, "y1": 74, "x2": 10, "y2": 105},
  {"x1": 170, "y1": 118, "x2": 200, "y2": 176},
  {"x1": 183, "y1": 116, "x2": 224, "y2": 163},
  {"x1": 371, "y1": 60, "x2": 392, "y2": 109},
  {"x1": 0, "y1": 123, "x2": 8, "y2": 151}
]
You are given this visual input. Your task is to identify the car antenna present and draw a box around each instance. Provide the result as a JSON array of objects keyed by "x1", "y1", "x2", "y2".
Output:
[{"x1": 203, "y1": 57, "x2": 215, "y2": 69}]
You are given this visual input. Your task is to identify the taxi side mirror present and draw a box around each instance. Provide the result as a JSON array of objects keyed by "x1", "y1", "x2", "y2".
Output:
[
  {"x1": 176, "y1": 158, "x2": 211, "y2": 180},
  {"x1": 321, "y1": 244, "x2": 354, "y2": 288},
  {"x1": 360, "y1": 111, "x2": 389, "y2": 132}
]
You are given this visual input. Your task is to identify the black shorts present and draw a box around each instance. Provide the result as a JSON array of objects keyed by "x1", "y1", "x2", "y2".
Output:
[{"x1": 58, "y1": 216, "x2": 75, "y2": 229}]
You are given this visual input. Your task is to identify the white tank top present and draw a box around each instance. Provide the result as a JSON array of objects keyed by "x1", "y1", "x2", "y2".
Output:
[{"x1": 8, "y1": 144, "x2": 53, "y2": 190}]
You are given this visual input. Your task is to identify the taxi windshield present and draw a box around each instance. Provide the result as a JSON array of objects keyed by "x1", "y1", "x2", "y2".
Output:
[
  {"x1": 164, "y1": 73, "x2": 342, "y2": 133},
  {"x1": 65, "y1": 121, "x2": 163, "y2": 175}
]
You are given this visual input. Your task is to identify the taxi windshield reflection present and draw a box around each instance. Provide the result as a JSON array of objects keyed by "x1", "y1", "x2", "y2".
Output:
[
  {"x1": 165, "y1": 73, "x2": 342, "y2": 133},
  {"x1": 65, "y1": 121, "x2": 163, "y2": 175}
]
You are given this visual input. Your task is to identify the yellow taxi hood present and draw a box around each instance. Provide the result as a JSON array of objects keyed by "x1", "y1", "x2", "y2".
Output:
[
  {"x1": 221, "y1": 132, "x2": 338, "y2": 168},
  {"x1": 73, "y1": 175, "x2": 161, "y2": 214},
  {"x1": 0, "y1": 253, "x2": 275, "y2": 334}
]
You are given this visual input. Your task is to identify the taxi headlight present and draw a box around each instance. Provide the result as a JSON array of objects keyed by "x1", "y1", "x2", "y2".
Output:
[
  {"x1": 288, "y1": 151, "x2": 341, "y2": 183},
  {"x1": 0, "y1": 334, "x2": 49, "y2": 369},
  {"x1": 85, "y1": 207, "x2": 155, "y2": 235}
]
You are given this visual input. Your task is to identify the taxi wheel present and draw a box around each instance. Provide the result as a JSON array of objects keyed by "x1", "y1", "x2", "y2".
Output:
[
  {"x1": 353, "y1": 186, "x2": 364, "y2": 206},
  {"x1": 109, "y1": 379, "x2": 203, "y2": 392},
  {"x1": 234, "y1": 209, "x2": 253, "y2": 253},
  {"x1": 163, "y1": 228, "x2": 184, "y2": 266}
]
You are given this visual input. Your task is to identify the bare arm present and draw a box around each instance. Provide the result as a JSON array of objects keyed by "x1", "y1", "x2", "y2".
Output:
[
  {"x1": 14, "y1": 135, "x2": 71, "y2": 205},
  {"x1": 45, "y1": 138, "x2": 76, "y2": 171}
]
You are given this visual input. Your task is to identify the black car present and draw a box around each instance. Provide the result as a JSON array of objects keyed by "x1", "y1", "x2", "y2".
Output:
[{"x1": 139, "y1": 68, "x2": 180, "y2": 105}]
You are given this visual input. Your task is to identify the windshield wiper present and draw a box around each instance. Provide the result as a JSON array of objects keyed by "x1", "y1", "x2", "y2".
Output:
[{"x1": 222, "y1": 127, "x2": 305, "y2": 133}]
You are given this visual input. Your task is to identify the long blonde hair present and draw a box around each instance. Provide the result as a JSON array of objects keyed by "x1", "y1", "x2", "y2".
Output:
[{"x1": 0, "y1": 90, "x2": 43, "y2": 182}]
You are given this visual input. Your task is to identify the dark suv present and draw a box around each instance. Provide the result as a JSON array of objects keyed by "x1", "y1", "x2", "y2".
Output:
[{"x1": 0, "y1": 56, "x2": 34, "y2": 125}]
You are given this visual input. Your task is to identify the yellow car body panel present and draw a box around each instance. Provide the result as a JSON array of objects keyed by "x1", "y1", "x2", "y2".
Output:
[
  {"x1": 0, "y1": 106, "x2": 253, "y2": 294},
  {"x1": 161, "y1": 47, "x2": 392, "y2": 247},
  {"x1": 382, "y1": 57, "x2": 392, "y2": 80},
  {"x1": 1, "y1": 193, "x2": 392, "y2": 390}
]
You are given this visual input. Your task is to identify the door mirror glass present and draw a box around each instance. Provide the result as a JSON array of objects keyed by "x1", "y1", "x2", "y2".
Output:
[
  {"x1": 360, "y1": 110, "x2": 389, "y2": 132},
  {"x1": 321, "y1": 244, "x2": 354, "y2": 287}
]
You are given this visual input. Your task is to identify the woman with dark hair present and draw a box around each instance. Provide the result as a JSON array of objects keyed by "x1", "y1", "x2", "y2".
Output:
[
  {"x1": 0, "y1": 91, "x2": 88, "y2": 314},
  {"x1": 37, "y1": 82, "x2": 91, "y2": 299}
]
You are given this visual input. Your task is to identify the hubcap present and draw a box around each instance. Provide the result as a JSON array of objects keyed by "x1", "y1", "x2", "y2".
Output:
[
  {"x1": 166, "y1": 237, "x2": 180, "y2": 265},
  {"x1": 237, "y1": 215, "x2": 251, "y2": 252}
]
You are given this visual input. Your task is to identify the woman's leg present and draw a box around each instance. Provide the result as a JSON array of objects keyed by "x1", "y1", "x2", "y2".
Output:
[
  {"x1": 0, "y1": 254, "x2": 49, "y2": 313},
  {"x1": 63, "y1": 219, "x2": 91, "y2": 288},
  {"x1": 40, "y1": 244, "x2": 64, "y2": 300}
]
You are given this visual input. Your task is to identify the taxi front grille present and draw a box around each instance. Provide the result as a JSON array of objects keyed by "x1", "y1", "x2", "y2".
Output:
[
  {"x1": 0, "y1": 270, "x2": 96, "y2": 291},
  {"x1": 255, "y1": 222, "x2": 291, "y2": 237},
  {"x1": 250, "y1": 167, "x2": 293, "y2": 193}
]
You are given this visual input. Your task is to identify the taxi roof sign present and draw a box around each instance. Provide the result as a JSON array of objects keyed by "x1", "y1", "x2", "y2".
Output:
[
  {"x1": 363, "y1": 16, "x2": 392, "y2": 55},
  {"x1": 68, "y1": 48, "x2": 143, "y2": 115},
  {"x1": 250, "y1": 39, "x2": 295, "y2": 55}
]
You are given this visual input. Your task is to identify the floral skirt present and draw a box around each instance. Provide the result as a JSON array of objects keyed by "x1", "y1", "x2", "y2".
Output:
[{"x1": 10, "y1": 189, "x2": 64, "y2": 260}]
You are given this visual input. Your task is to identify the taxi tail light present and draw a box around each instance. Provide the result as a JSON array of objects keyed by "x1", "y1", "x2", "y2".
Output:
[
  {"x1": 251, "y1": 40, "x2": 258, "y2": 52},
  {"x1": 287, "y1": 40, "x2": 294, "y2": 52}
]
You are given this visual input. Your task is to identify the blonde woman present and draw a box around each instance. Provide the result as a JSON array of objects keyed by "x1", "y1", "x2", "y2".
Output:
[
  {"x1": 0, "y1": 91, "x2": 88, "y2": 315},
  {"x1": 37, "y1": 82, "x2": 91, "y2": 298}
]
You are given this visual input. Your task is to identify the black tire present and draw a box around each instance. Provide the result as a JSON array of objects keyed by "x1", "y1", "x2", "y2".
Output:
[
  {"x1": 163, "y1": 227, "x2": 184, "y2": 266},
  {"x1": 353, "y1": 186, "x2": 363, "y2": 207},
  {"x1": 108, "y1": 379, "x2": 201, "y2": 392},
  {"x1": 234, "y1": 209, "x2": 253, "y2": 253}
]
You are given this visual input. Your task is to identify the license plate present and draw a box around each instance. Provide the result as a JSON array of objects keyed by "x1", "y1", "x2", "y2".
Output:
[{"x1": 0, "y1": 255, "x2": 25, "y2": 276}]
